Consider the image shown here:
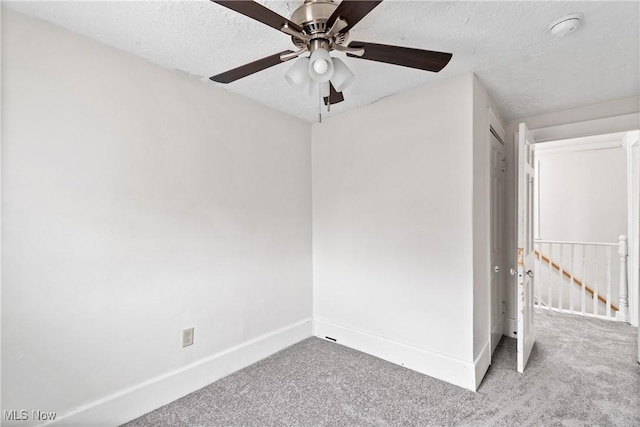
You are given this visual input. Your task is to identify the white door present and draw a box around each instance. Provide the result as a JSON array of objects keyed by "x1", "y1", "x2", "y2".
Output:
[
  {"x1": 517, "y1": 122, "x2": 536, "y2": 373},
  {"x1": 490, "y1": 132, "x2": 506, "y2": 354}
]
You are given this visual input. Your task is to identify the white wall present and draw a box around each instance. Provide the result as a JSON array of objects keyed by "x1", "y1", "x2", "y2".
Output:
[
  {"x1": 522, "y1": 96, "x2": 640, "y2": 142},
  {"x1": 537, "y1": 145, "x2": 627, "y2": 243},
  {"x1": 312, "y1": 73, "x2": 494, "y2": 391},
  {"x1": 1, "y1": 9, "x2": 312, "y2": 426},
  {"x1": 520, "y1": 97, "x2": 639, "y2": 131},
  {"x1": 0, "y1": 5, "x2": 4, "y2": 415}
]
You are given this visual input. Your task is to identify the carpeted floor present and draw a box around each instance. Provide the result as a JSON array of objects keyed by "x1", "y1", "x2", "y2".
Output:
[{"x1": 123, "y1": 309, "x2": 639, "y2": 426}]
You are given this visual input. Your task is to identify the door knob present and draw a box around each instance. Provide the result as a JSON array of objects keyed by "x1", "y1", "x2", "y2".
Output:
[
  {"x1": 526, "y1": 270, "x2": 534, "y2": 277},
  {"x1": 493, "y1": 266, "x2": 500, "y2": 273},
  {"x1": 509, "y1": 268, "x2": 517, "y2": 276}
]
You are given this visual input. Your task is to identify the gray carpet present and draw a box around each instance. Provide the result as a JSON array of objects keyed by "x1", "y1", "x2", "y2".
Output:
[{"x1": 123, "y1": 309, "x2": 639, "y2": 426}]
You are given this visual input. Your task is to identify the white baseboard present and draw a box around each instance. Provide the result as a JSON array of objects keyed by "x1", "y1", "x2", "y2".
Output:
[
  {"x1": 503, "y1": 317, "x2": 516, "y2": 338},
  {"x1": 473, "y1": 339, "x2": 491, "y2": 390},
  {"x1": 314, "y1": 318, "x2": 478, "y2": 391},
  {"x1": 42, "y1": 319, "x2": 313, "y2": 427}
]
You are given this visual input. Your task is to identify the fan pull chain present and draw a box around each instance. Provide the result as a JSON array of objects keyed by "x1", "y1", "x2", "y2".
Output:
[{"x1": 318, "y1": 82, "x2": 322, "y2": 123}]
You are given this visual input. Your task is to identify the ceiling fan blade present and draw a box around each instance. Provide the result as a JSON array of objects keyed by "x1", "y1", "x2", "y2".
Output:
[
  {"x1": 210, "y1": 50, "x2": 295, "y2": 83},
  {"x1": 326, "y1": 0, "x2": 383, "y2": 33},
  {"x1": 324, "y1": 83, "x2": 345, "y2": 106},
  {"x1": 346, "y1": 41, "x2": 452, "y2": 72},
  {"x1": 211, "y1": 1, "x2": 304, "y2": 34}
]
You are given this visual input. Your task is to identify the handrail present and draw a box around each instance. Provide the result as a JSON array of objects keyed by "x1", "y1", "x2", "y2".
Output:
[
  {"x1": 534, "y1": 250, "x2": 619, "y2": 312},
  {"x1": 534, "y1": 238, "x2": 617, "y2": 247}
]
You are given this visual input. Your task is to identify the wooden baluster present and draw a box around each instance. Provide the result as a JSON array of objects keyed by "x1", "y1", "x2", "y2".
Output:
[
  {"x1": 606, "y1": 245, "x2": 612, "y2": 318},
  {"x1": 536, "y1": 243, "x2": 542, "y2": 307},
  {"x1": 547, "y1": 243, "x2": 555, "y2": 309},
  {"x1": 546, "y1": 242, "x2": 551, "y2": 308},
  {"x1": 533, "y1": 244, "x2": 536, "y2": 306},
  {"x1": 581, "y1": 244, "x2": 586, "y2": 315},
  {"x1": 569, "y1": 244, "x2": 574, "y2": 313},
  {"x1": 617, "y1": 235, "x2": 629, "y2": 322},
  {"x1": 558, "y1": 244, "x2": 564, "y2": 311},
  {"x1": 548, "y1": 243, "x2": 553, "y2": 310},
  {"x1": 593, "y1": 245, "x2": 599, "y2": 315}
]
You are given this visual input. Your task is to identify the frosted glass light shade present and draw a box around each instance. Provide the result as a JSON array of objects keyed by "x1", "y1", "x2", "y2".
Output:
[
  {"x1": 284, "y1": 57, "x2": 310, "y2": 91},
  {"x1": 330, "y1": 58, "x2": 355, "y2": 92},
  {"x1": 309, "y1": 48, "x2": 334, "y2": 82}
]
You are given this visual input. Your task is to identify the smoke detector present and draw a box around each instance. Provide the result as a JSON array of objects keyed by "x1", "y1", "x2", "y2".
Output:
[{"x1": 549, "y1": 13, "x2": 583, "y2": 37}]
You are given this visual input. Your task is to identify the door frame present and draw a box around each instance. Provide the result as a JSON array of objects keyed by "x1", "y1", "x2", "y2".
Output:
[
  {"x1": 508, "y1": 115, "x2": 640, "y2": 362},
  {"x1": 625, "y1": 132, "x2": 640, "y2": 330},
  {"x1": 624, "y1": 132, "x2": 640, "y2": 362},
  {"x1": 528, "y1": 125, "x2": 640, "y2": 330},
  {"x1": 489, "y1": 109, "x2": 507, "y2": 355}
]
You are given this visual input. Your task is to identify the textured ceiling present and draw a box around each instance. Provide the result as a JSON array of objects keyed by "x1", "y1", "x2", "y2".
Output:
[{"x1": 5, "y1": 1, "x2": 640, "y2": 122}]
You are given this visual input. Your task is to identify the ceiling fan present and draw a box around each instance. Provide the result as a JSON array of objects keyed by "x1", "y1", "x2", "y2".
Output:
[{"x1": 209, "y1": 0, "x2": 452, "y2": 108}]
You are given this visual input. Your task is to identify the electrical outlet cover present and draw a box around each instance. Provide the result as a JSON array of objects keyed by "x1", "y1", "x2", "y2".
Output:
[{"x1": 182, "y1": 327, "x2": 194, "y2": 347}]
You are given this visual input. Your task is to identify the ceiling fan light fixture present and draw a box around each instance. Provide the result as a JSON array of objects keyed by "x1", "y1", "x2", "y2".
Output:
[
  {"x1": 330, "y1": 58, "x2": 355, "y2": 92},
  {"x1": 309, "y1": 47, "x2": 334, "y2": 82},
  {"x1": 284, "y1": 56, "x2": 310, "y2": 90}
]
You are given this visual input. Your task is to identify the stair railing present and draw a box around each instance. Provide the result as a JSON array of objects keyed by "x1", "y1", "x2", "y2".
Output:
[{"x1": 534, "y1": 236, "x2": 629, "y2": 323}]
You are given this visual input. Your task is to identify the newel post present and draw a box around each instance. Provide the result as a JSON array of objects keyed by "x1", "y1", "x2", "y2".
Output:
[{"x1": 617, "y1": 235, "x2": 629, "y2": 323}]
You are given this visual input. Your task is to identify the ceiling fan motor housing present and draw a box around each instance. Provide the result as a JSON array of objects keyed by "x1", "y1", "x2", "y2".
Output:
[{"x1": 290, "y1": 0, "x2": 349, "y2": 50}]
